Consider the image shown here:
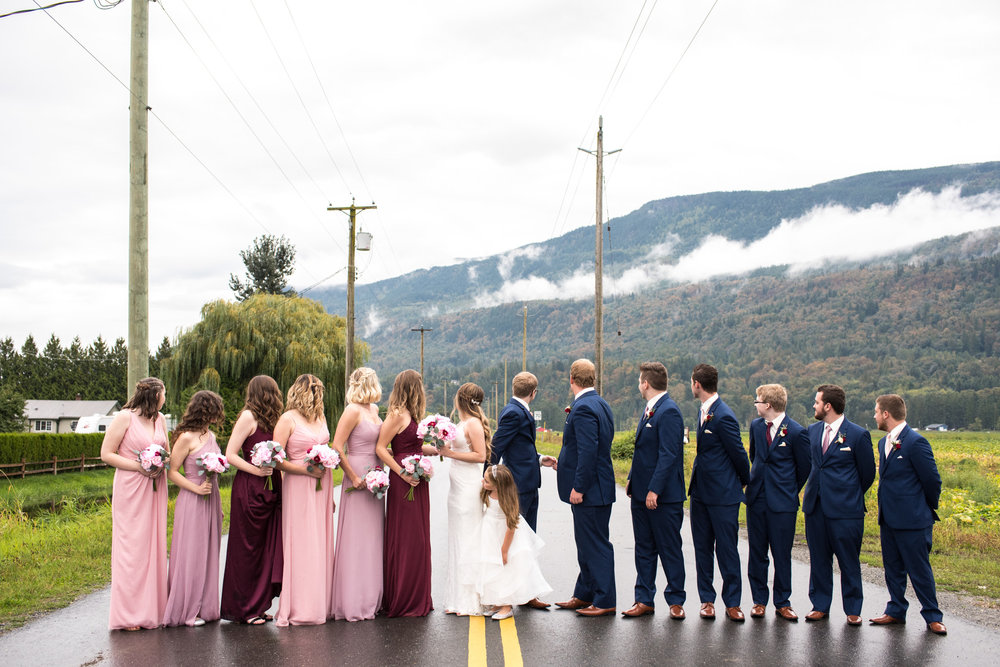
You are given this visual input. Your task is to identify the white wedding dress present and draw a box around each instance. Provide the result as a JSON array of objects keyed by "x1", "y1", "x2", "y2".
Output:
[{"x1": 443, "y1": 420, "x2": 487, "y2": 615}]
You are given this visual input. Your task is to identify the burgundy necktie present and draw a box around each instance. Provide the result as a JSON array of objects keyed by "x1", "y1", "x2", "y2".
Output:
[
  {"x1": 822, "y1": 425, "x2": 832, "y2": 454},
  {"x1": 765, "y1": 421, "x2": 773, "y2": 446}
]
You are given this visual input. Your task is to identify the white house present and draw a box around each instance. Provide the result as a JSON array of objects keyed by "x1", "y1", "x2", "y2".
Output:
[{"x1": 23, "y1": 400, "x2": 121, "y2": 434}]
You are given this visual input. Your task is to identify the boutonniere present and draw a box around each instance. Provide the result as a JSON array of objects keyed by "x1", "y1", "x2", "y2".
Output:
[
  {"x1": 835, "y1": 432, "x2": 846, "y2": 445},
  {"x1": 564, "y1": 405, "x2": 572, "y2": 415},
  {"x1": 644, "y1": 407, "x2": 655, "y2": 419},
  {"x1": 704, "y1": 412, "x2": 713, "y2": 424},
  {"x1": 778, "y1": 424, "x2": 788, "y2": 438},
  {"x1": 890, "y1": 438, "x2": 901, "y2": 451}
]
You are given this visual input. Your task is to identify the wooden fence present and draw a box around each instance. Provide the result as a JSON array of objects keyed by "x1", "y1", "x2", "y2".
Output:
[{"x1": 0, "y1": 455, "x2": 108, "y2": 479}]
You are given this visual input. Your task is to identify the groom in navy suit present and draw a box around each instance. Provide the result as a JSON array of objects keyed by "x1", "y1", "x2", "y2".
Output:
[
  {"x1": 490, "y1": 371, "x2": 558, "y2": 533},
  {"x1": 623, "y1": 362, "x2": 686, "y2": 619},
  {"x1": 802, "y1": 384, "x2": 876, "y2": 626},
  {"x1": 746, "y1": 383, "x2": 810, "y2": 621},
  {"x1": 688, "y1": 364, "x2": 751, "y2": 622},
  {"x1": 869, "y1": 394, "x2": 946, "y2": 635},
  {"x1": 555, "y1": 359, "x2": 617, "y2": 616}
]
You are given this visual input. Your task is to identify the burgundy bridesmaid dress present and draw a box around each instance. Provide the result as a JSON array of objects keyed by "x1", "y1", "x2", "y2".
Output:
[
  {"x1": 382, "y1": 420, "x2": 433, "y2": 617},
  {"x1": 220, "y1": 426, "x2": 283, "y2": 622}
]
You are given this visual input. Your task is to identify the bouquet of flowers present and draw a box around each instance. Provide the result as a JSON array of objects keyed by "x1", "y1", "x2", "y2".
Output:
[
  {"x1": 249, "y1": 440, "x2": 286, "y2": 490},
  {"x1": 345, "y1": 465, "x2": 391, "y2": 500},
  {"x1": 196, "y1": 450, "x2": 229, "y2": 477},
  {"x1": 304, "y1": 444, "x2": 340, "y2": 491},
  {"x1": 399, "y1": 454, "x2": 434, "y2": 501},
  {"x1": 416, "y1": 414, "x2": 458, "y2": 451},
  {"x1": 136, "y1": 443, "x2": 170, "y2": 492}
]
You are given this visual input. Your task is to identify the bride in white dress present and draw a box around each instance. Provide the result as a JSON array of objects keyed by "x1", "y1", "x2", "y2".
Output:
[{"x1": 440, "y1": 382, "x2": 491, "y2": 615}]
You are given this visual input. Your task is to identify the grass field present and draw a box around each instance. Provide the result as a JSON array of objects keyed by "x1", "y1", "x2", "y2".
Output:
[{"x1": 537, "y1": 429, "x2": 1000, "y2": 606}]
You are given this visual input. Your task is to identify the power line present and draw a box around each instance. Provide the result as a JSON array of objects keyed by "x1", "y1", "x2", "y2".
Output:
[{"x1": 2, "y1": 0, "x2": 82, "y2": 19}]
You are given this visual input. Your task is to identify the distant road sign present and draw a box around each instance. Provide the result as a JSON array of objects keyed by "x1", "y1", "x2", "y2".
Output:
[{"x1": 533, "y1": 411, "x2": 542, "y2": 422}]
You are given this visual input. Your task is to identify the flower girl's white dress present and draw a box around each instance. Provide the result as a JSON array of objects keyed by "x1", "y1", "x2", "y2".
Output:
[{"x1": 470, "y1": 497, "x2": 552, "y2": 606}]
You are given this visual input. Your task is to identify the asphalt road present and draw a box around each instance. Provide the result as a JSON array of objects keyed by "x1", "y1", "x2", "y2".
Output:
[{"x1": 1, "y1": 463, "x2": 996, "y2": 666}]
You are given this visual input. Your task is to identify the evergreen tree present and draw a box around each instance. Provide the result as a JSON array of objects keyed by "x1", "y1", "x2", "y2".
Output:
[
  {"x1": 228, "y1": 234, "x2": 297, "y2": 301},
  {"x1": 0, "y1": 385, "x2": 26, "y2": 432}
]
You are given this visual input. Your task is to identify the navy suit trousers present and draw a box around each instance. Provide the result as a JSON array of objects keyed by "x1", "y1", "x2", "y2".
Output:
[
  {"x1": 880, "y1": 525, "x2": 942, "y2": 623},
  {"x1": 519, "y1": 490, "x2": 539, "y2": 533},
  {"x1": 571, "y1": 504, "x2": 616, "y2": 608},
  {"x1": 689, "y1": 498, "x2": 742, "y2": 607},
  {"x1": 630, "y1": 499, "x2": 685, "y2": 606},
  {"x1": 805, "y1": 497, "x2": 864, "y2": 615},
  {"x1": 746, "y1": 502, "x2": 796, "y2": 608}
]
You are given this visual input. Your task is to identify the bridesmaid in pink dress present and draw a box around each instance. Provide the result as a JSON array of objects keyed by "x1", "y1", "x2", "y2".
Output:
[
  {"x1": 331, "y1": 367, "x2": 384, "y2": 621},
  {"x1": 377, "y1": 369, "x2": 439, "y2": 617},
  {"x1": 163, "y1": 391, "x2": 225, "y2": 627},
  {"x1": 274, "y1": 374, "x2": 336, "y2": 626},
  {"x1": 101, "y1": 377, "x2": 169, "y2": 631}
]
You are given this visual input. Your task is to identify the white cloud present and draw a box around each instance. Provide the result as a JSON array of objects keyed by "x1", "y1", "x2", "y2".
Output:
[
  {"x1": 495, "y1": 245, "x2": 543, "y2": 281},
  {"x1": 363, "y1": 308, "x2": 384, "y2": 338}
]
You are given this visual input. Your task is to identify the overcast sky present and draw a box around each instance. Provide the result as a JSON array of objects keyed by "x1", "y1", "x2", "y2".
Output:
[{"x1": 2, "y1": 0, "x2": 998, "y2": 347}]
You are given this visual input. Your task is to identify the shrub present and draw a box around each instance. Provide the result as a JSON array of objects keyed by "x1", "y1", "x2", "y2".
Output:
[
  {"x1": 0, "y1": 433, "x2": 105, "y2": 466},
  {"x1": 611, "y1": 431, "x2": 635, "y2": 460}
]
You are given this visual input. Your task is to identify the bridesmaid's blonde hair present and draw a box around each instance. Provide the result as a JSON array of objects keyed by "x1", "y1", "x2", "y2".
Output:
[
  {"x1": 286, "y1": 374, "x2": 325, "y2": 422},
  {"x1": 454, "y1": 382, "x2": 491, "y2": 463},
  {"x1": 387, "y1": 369, "x2": 425, "y2": 422},
  {"x1": 346, "y1": 367, "x2": 382, "y2": 405}
]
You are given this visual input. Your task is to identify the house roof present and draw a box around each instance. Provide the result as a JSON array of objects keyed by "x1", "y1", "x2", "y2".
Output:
[{"x1": 23, "y1": 400, "x2": 121, "y2": 420}]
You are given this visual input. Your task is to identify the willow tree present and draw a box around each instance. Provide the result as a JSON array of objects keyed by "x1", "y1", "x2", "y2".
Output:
[{"x1": 161, "y1": 294, "x2": 368, "y2": 430}]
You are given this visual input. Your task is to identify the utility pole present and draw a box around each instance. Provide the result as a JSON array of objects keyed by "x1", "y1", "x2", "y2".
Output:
[
  {"x1": 443, "y1": 381, "x2": 448, "y2": 414},
  {"x1": 127, "y1": 0, "x2": 150, "y2": 391},
  {"x1": 493, "y1": 381, "x2": 499, "y2": 424},
  {"x1": 578, "y1": 116, "x2": 620, "y2": 394},
  {"x1": 522, "y1": 306, "x2": 527, "y2": 372},
  {"x1": 410, "y1": 326, "x2": 432, "y2": 378},
  {"x1": 328, "y1": 200, "x2": 376, "y2": 397},
  {"x1": 504, "y1": 359, "x2": 508, "y2": 404}
]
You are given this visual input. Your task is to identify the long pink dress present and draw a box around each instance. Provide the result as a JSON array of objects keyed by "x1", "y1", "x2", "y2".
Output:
[
  {"x1": 275, "y1": 419, "x2": 335, "y2": 626},
  {"x1": 163, "y1": 434, "x2": 224, "y2": 626},
  {"x1": 332, "y1": 420, "x2": 384, "y2": 621},
  {"x1": 108, "y1": 411, "x2": 169, "y2": 630}
]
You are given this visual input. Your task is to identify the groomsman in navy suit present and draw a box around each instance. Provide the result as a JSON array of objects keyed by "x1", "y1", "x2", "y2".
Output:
[
  {"x1": 490, "y1": 371, "x2": 557, "y2": 534},
  {"x1": 802, "y1": 384, "x2": 876, "y2": 626},
  {"x1": 623, "y1": 362, "x2": 687, "y2": 619},
  {"x1": 869, "y1": 394, "x2": 947, "y2": 635},
  {"x1": 555, "y1": 359, "x2": 617, "y2": 616},
  {"x1": 746, "y1": 383, "x2": 811, "y2": 621},
  {"x1": 688, "y1": 364, "x2": 751, "y2": 622}
]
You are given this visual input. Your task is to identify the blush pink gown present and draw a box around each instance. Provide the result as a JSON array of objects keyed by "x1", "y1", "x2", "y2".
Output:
[
  {"x1": 275, "y1": 419, "x2": 335, "y2": 626},
  {"x1": 108, "y1": 411, "x2": 169, "y2": 630},
  {"x1": 163, "y1": 434, "x2": 224, "y2": 626}
]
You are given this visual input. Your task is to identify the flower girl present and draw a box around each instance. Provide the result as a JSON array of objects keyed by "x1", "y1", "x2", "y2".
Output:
[{"x1": 475, "y1": 464, "x2": 552, "y2": 620}]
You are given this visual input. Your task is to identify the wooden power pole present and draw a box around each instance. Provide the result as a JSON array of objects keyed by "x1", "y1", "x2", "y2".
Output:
[
  {"x1": 127, "y1": 0, "x2": 150, "y2": 391},
  {"x1": 410, "y1": 326, "x2": 432, "y2": 378},
  {"x1": 328, "y1": 200, "x2": 376, "y2": 397},
  {"x1": 578, "y1": 116, "x2": 619, "y2": 394},
  {"x1": 522, "y1": 305, "x2": 527, "y2": 372}
]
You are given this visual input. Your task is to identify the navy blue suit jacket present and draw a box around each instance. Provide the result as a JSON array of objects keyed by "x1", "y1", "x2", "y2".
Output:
[
  {"x1": 746, "y1": 416, "x2": 811, "y2": 512},
  {"x1": 877, "y1": 425, "x2": 941, "y2": 530},
  {"x1": 802, "y1": 418, "x2": 876, "y2": 519},
  {"x1": 688, "y1": 398, "x2": 750, "y2": 506},
  {"x1": 490, "y1": 398, "x2": 540, "y2": 492},
  {"x1": 628, "y1": 393, "x2": 686, "y2": 503},
  {"x1": 557, "y1": 390, "x2": 616, "y2": 506}
]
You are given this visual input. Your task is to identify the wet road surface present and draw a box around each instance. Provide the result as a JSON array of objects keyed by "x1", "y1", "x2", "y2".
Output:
[{"x1": 1, "y1": 463, "x2": 996, "y2": 666}]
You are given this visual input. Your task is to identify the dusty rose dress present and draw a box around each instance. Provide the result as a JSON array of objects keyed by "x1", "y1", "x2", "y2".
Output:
[
  {"x1": 109, "y1": 411, "x2": 169, "y2": 630},
  {"x1": 332, "y1": 419, "x2": 384, "y2": 621},
  {"x1": 163, "y1": 433, "x2": 224, "y2": 626},
  {"x1": 275, "y1": 419, "x2": 335, "y2": 626}
]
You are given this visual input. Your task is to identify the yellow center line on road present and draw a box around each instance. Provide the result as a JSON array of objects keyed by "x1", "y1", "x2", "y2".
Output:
[
  {"x1": 498, "y1": 616, "x2": 523, "y2": 667},
  {"x1": 468, "y1": 615, "x2": 487, "y2": 667}
]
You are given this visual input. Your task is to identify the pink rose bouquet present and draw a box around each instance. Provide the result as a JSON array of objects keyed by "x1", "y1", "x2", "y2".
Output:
[
  {"x1": 135, "y1": 443, "x2": 170, "y2": 492},
  {"x1": 249, "y1": 440, "x2": 286, "y2": 490},
  {"x1": 345, "y1": 465, "x2": 391, "y2": 500},
  {"x1": 399, "y1": 454, "x2": 434, "y2": 501},
  {"x1": 416, "y1": 414, "x2": 458, "y2": 451},
  {"x1": 304, "y1": 443, "x2": 340, "y2": 491}
]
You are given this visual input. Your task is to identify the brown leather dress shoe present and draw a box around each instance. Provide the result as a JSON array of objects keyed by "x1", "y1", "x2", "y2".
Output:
[
  {"x1": 622, "y1": 602, "x2": 654, "y2": 617},
  {"x1": 699, "y1": 602, "x2": 715, "y2": 620},
  {"x1": 927, "y1": 621, "x2": 947, "y2": 635},
  {"x1": 555, "y1": 597, "x2": 592, "y2": 610},
  {"x1": 869, "y1": 614, "x2": 904, "y2": 625},
  {"x1": 750, "y1": 604, "x2": 765, "y2": 618},
  {"x1": 669, "y1": 605, "x2": 686, "y2": 620},
  {"x1": 804, "y1": 610, "x2": 828, "y2": 622},
  {"x1": 846, "y1": 615, "x2": 862, "y2": 626},
  {"x1": 726, "y1": 607, "x2": 745, "y2": 622},
  {"x1": 521, "y1": 598, "x2": 551, "y2": 610},
  {"x1": 775, "y1": 607, "x2": 798, "y2": 621},
  {"x1": 576, "y1": 605, "x2": 616, "y2": 617}
]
